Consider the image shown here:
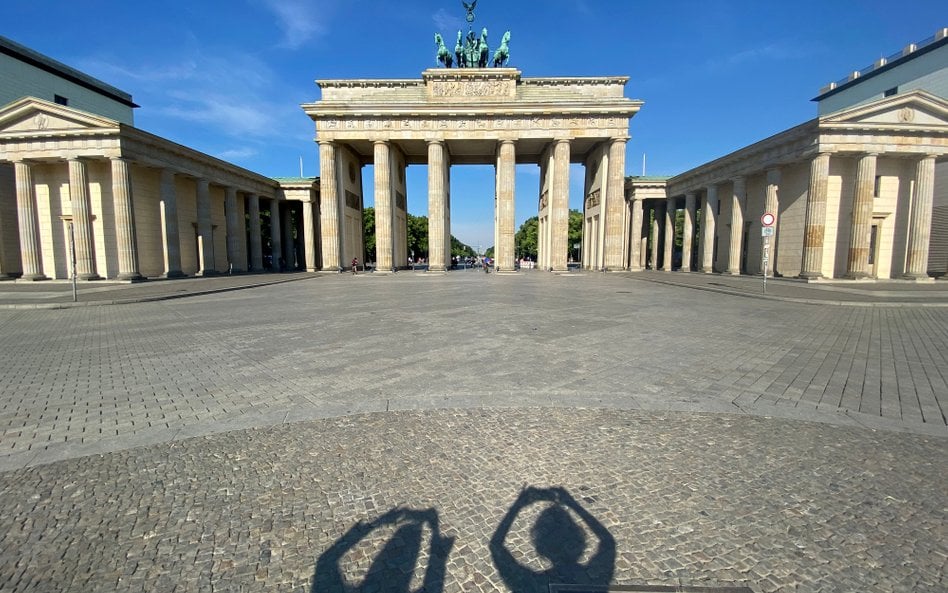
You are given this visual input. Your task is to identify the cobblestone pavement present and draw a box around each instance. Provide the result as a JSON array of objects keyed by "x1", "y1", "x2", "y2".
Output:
[
  {"x1": 0, "y1": 272, "x2": 945, "y2": 592},
  {"x1": 0, "y1": 410, "x2": 944, "y2": 593}
]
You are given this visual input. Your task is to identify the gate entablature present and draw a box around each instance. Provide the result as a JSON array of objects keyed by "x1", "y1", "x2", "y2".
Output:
[{"x1": 303, "y1": 68, "x2": 641, "y2": 165}]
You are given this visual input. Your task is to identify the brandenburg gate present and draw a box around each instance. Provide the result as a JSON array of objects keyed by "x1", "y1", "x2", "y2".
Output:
[{"x1": 303, "y1": 66, "x2": 641, "y2": 272}]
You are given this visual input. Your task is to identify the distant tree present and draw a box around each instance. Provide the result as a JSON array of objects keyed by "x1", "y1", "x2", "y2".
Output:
[
  {"x1": 484, "y1": 246, "x2": 494, "y2": 258},
  {"x1": 407, "y1": 213, "x2": 429, "y2": 259},
  {"x1": 363, "y1": 207, "x2": 376, "y2": 262},
  {"x1": 451, "y1": 236, "x2": 475, "y2": 257},
  {"x1": 568, "y1": 209, "x2": 583, "y2": 261},
  {"x1": 515, "y1": 216, "x2": 538, "y2": 260}
]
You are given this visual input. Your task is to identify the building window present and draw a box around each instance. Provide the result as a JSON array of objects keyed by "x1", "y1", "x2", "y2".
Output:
[
  {"x1": 874, "y1": 175, "x2": 882, "y2": 198},
  {"x1": 54, "y1": 94, "x2": 69, "y2": 106},
  {"x1": 884, "y1": 86, "x2": 898, "y2": 97}
]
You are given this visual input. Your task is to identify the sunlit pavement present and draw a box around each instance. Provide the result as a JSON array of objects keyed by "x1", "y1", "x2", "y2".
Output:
[{"x1": 0, "y1": 272, "x2": 945, "y2": 592}]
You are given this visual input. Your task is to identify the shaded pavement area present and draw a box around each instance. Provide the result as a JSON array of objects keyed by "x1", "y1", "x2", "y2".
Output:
[{"x1": 0, "y1": 271, "x2": 945, "y2": 592}]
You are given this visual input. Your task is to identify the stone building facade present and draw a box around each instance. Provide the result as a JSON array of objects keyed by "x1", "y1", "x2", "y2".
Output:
[{"x1": 634, "y1": 29, "x2": 948, "y2": 280}]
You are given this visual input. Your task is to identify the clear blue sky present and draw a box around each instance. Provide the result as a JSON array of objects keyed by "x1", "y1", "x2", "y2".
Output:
[{"x1": 3, "y1": 1, "x2": 943, "y2": 249}]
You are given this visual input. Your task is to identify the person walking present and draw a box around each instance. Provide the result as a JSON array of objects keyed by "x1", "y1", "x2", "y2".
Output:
[{"x1": 351, "y1": 257, "x2": 359, "y2": 274}]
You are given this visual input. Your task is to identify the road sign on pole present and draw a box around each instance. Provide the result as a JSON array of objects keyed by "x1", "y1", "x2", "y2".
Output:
[{"x1": 761, "y1": 212, "x2": 776, "y2": 227}]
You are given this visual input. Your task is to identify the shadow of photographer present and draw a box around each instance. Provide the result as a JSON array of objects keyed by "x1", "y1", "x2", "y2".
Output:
[
  {"x1": 490, "y1": 486, "x2": 616, "y2": 593},
  {"x1": 312, "y1": 506, "x2": 455, "y2": 593}
]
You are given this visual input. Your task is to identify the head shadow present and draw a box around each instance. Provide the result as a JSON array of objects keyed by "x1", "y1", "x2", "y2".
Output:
[
  {"x1": 312, "y1": 506, "x2": 455, "y2": 593},
  {"x1": 490, "y1": 486, "x2": 616, "y2": 593}
]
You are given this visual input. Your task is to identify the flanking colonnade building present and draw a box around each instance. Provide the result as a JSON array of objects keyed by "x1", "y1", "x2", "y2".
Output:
[{"x1": 1, "y1": 30, "x2": 947, "y2": 282}]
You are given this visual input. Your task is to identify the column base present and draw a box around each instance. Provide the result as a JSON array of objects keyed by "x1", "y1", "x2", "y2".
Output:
[
  {"x1": 17, "y1": 273, "x2": 48, "y2": 281},
  {"x1": 195, "y1": 270, "x2": 219, "y2": 277},
  {"x1": 78, "y1": 273, "x2": 102, "y2": 281},
  {"x1": 117, "y1": 272, "x2": 143, "y2": 282},
  {"x1": 702, "y1": 268, "x2": 715, "y2": 274},
  {"x1": 373, "y1": 268, "x2": 395, "y2": 275},
  {"x1": 727, "y1": 269, "x2": 741, "y2": 276},
  {"x1": 845, "y1": 271, "x2": 870, "y2": 280},
  {"x1": 428, "y1": 265, "x2": 447, "y2": 272},
  {"x1": 798, "y1": 271, "x2": 823, "y2": 281},
  {"x1": 162, "y1": 271, "x2": 187, "y2": 279},
  {"x1": 903, "y1": 273, "x2": 934, "y2": 282}
]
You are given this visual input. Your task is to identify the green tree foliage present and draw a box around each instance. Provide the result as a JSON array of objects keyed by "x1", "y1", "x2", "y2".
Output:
[
  {"x1": 451, "y1": 236, "x2": 475, "y2": 257},
  {"x1": 568, "y1": 209, "x2": 583, "y2": 261},
  {"x1": 484, "y1": 246, "x2": 494, "y2": 258},
  {"x1": 363, "y1": 207, "x2": 376, "y2": 262},
  {"x1": 364, "y1": 207, "x2": 476, "y2": 261},
  {"x1": 407, "y1": 213, "x2": 428, "y2": 259},
  {"x1": 515, "y1": 216, "x2": 538, "y2": 260}
]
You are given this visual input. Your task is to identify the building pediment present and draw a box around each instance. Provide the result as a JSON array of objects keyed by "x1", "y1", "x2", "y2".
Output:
[
  {"x1": 0, "y1": 97, "x2": 120, "y2": 137},
  {"x1": 819, "y1": 90, "x2": 948, "y2": 130}
]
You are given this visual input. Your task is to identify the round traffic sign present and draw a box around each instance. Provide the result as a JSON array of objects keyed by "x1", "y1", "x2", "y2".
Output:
[{"x1": 761, "y1": 213, "x2": 776, "y2": 227}]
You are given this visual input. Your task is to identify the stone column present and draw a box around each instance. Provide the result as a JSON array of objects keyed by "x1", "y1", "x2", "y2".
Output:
[
  {"x1": 700, "y1": 184, "x2": 718, "y2": 273},
  {"x1": 496, "y1": 139, "x2": 516, "y2": 272},
  {"x1": 247, "y1": 194, "x2": 263, "y2": 271},
  {"x1": 603, "y1": 137, "x2": 628, "y2": 270},
  {"x1": 550, "y1": 139, "x2": 570, "y2": 272},
  {"x1": 318, "y1": 141, "x2": 341, "y2": 271},
  {"x1": 662, "y1": 196, "x2": 675, "y2": 271},
  {"x1": 195, "y1": 178, "x2": 216, "y2": 276},
  {"x1": 224, "y1": 186, "x2": 243, "y2": 273},
  {"x1": 846, "y1": 153, "x2": 877, "y2": 279},
  {"x1": 68, "y1": 159, "x2": 99, "y2": 280},
  {"x1": 682, "y1": 192, "x2": 696, "y2": 272},
  {"x1": 629, "y1": 197, "x2": 643, "y2": 271},
  {"x1": 159, "y1": 169, "x2": 183, "y2": 278},
  {"x1": 651, "y1": 202, "x2": 663, "y2": 270},
  {"x1": 269, "y1": 198, "x2": 282, "y2": 271},
  {"x1": 303, "y1": 200, "x2": 317, "y2": 272},
  {"x1": 904, "y1": 155, "x2": 937, "y2": 279},
  {"x1": 727, "y1": 177, "x2": 746, "y2": 276},
  {"x1": 13, "y1": 161, "x2": 46, "y2": 280},
  {"x1": 428, "y1": 140, "x2": 448, "y2": 272},
  {"x1": 800, "y1": 154, "x2": 830, "y2": 279},
  {"x1": 109, "y1": 157, "x2": 141, "y2": 280},
  {"x1": 374, "y1": 141, "x2": 394, "y2": 272}
]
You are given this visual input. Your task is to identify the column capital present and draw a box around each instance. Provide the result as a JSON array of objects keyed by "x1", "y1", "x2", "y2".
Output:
[
  {"x1": 553, "y1": 138, "x2": 572, "y2": 147},
  {"x1": 373, "y1": 139, "x2": 390, "y2": 147},
  {"x1": 426, "y1": 138, "x2": 445, "y2": 147},
  {"x1": 317, "y1": 139, "x2": 335, "y2": 147},
  {"x1": 730, "y1": 175, "x2": 745, "y2": 183},
  {"x1": 498, "y1": 138, "x2": 516, "y2": 147}
]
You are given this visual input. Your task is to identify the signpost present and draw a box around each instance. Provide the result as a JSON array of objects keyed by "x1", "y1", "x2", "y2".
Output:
[{"x1": 760, "y1": 213, "x2": 776, "y2": 294}]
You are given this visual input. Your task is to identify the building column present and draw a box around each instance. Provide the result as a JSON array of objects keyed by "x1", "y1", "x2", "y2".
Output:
[
  {"x1": 374, "y1": 141, "x2": 394, "y2": 272},
  {"x1": 846, "y1": 153, "x2": 877, "y2": 279},
  {"x1": 303, "y1": 200, "x2": 317, "y2": 272},
  {"x1": 603, "y1": 137, "x2": 628, "y2": 270},
  {"x1": 682, "y1": 192, "x2": 696, "y2": 271},
  {"x1": 427, "y1": 140, "x2": 448, "y2": 272},
  {"x1": 727, "y1": 177, "x2": 746, "y2": 276},
  {"x1": 13, "y1": 161, "x2": 46, "y2": 280},
  {"x1": 550, "y1": 139, "x2": 571, "y2": 272},
  {"x1": 318, "y1": 141, "x2": 342, "y2": 271},
  {"x1": 629, "y1": 197, "x2": 644, "y2": 271},
  {"x1": 269, "y1": 198, "x2": 282, "y2": 271},
  {"x1": 195, "y1": 178, "x2": 216, "y2": 276},
  {"x1": 247, "y1": 194, "x2": 263, "y2": 271},
  {"x1": 651, "y1": 201, "x2": 664, "y2": 270},
  {"x1": 662, "y1": 196, "x2": 675, "y2": 271},
  {"x1": 496, "y1": 139, "x2": 516, "y2": 272},
  {"x1": 700, "y1": 184, "x2": 718, "y2": 273},
  {"x1": 68, "y1": 158, "x2": 100, "y2": 280},
  {"x1": 159, "y1": 169, "x2": 183, "y2": 278},
  {"x1": 224, "y1": 186, "x2": 244, "y2": 273},
  {"x1": 904, "y1": 155, "x2": 937, "y2": 279},
  {"x1": 765, "y1": 168, "x2": 781, "y2": 275},
  {"x1": 109, "y1": 157, "x2": 141, "y2": 280},
  {"x1": 800, "y1": 153, "x2": 831, "y2": 279}
]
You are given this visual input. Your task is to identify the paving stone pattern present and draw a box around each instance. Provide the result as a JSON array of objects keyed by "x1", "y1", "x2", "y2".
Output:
[
  {"x1": 0, "y1": 409, "x2": 945, "y2": 593},
  {"x1": 0, "y1": 272, "x2": 945, "y2": 592}
]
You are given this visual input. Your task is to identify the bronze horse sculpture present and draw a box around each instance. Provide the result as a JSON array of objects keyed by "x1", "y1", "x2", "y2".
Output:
[
  {"x1": 434, "y1": 33, "x2": 453, "y2": 68},
  {"x1": 492, "y1": 31, "x2": 511, "y2": 67}
]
